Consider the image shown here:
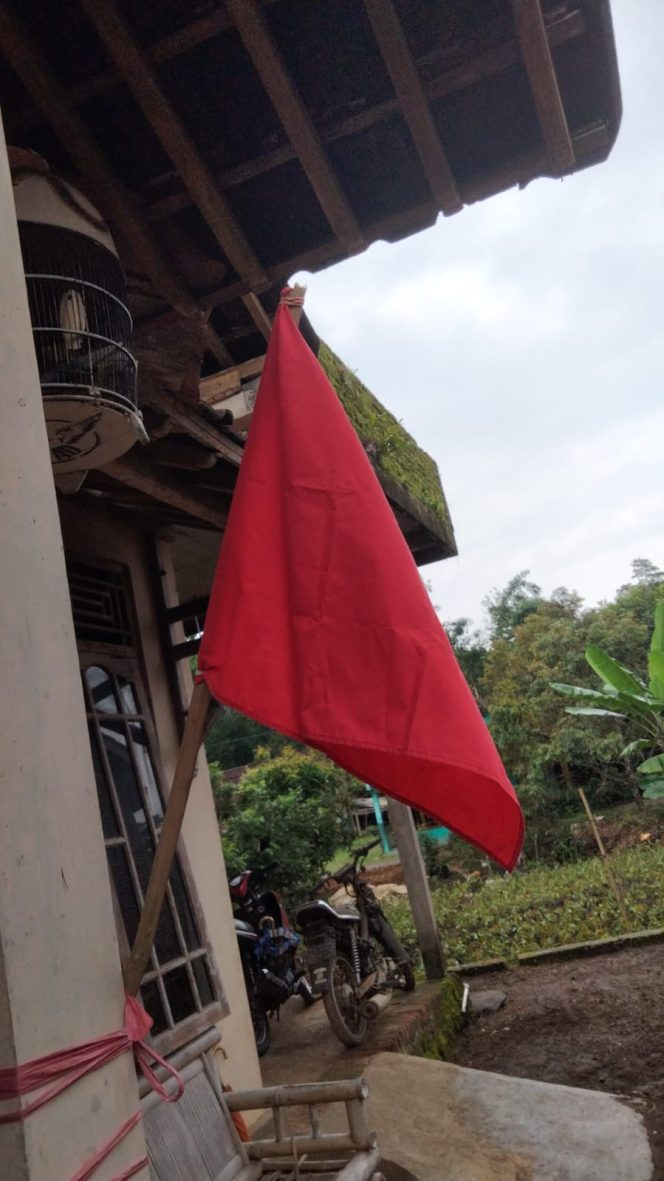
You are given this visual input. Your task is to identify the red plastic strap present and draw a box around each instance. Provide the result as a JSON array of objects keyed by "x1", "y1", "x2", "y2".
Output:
[{"x1": 0, "y1": 994, "x2": 184, "y2": 1181}]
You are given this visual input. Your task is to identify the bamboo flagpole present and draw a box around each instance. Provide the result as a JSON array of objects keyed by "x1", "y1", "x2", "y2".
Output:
[
  {"x1": 124, "y1": 678, "x2": 213, "y2": 994},
  {"x1": 124, "y1": 286, "x2": 306, "y2": 997}
]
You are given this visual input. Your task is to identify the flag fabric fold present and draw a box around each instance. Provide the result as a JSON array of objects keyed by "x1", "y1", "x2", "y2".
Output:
[{"x1": 198, "y1": 296, "x2": 524, "y2": 870}]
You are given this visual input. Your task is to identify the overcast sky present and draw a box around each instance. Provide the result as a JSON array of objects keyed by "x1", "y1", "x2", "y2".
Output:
[{"x1": 292, "y1": 0, "x2": 663, "y2": 631}]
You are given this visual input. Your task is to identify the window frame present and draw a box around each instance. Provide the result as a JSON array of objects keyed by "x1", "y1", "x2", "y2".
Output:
[{"x1": 78, "y1": 636, "x2": 227, "y2": 1056}]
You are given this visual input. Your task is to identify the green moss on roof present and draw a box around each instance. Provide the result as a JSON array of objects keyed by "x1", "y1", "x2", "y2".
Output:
[{"x1": 318, "y1": 342, "x2": 453, "y2": 541}]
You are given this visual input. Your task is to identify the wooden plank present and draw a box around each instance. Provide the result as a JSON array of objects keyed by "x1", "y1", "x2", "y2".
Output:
[
  {"x1": 226, "y1": 0, "x2": 365, "y2": 254},
  {"x1": 124, "y1": 678, "x2": 213, "y2": 994},
  {"x1": 79, "y1": 0, "x2": 270, "y2": 302},
  {"x1": 510, "y1": 0, "x2": 575, "y2": 173},
  {"x1": 140, "y1": 384, "x2": 244, "y2": 466},
  {"x1": 388, "y1": 801, "x2": 445, "y2": 980},
  {"x1": 364, "y1": 0, "x2": 461, "y2": 215},
  {"x1": 242, "y1": 292, "x2": 272, "y2": 341},
  {"x1": 102, "y1": 454, "x2": 229, "y2": 529},
  {"x1": 199, "y1": 355, "x2": 266, "y2": 405}
]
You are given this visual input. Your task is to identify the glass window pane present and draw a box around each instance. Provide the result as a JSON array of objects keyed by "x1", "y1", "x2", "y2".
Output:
[
  {"x1": 164, "y1": 966, "x2": 196, "y2": 1024},
  {"x1": 192, "y1": 956, "x2": 214, "y2": 1009},
  {"x1": 128, "y1": 722, "x2": 163, "y2": 824},
  {"x1": 118, "y1": 676, "x2": 139, "y2": 715},
  {"x1": 85, "y1": 666, "x2": 119, "y2": 714},
  {"x1": 88, "y1": 722, "x2": 119, "y2": 838},
  {"x1": 141, "y1": 980, "x2": 169, "y2": 1036},
  {"x1": 107, "y1": 845, "x2": 141, "y2": 945},
  {"x1": 169, "y1": 857, "x2": 202, "y2": 953},
  {"x1": 100, "y1": 719, "x2": 182, "y2": 964}
]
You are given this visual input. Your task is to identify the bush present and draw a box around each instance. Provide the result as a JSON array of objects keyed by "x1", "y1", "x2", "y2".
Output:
[{"x1": 223, "y1": 746, "x2": 356, "y2": 906}]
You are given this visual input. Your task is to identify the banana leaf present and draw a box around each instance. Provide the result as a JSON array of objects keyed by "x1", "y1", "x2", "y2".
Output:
[
  {"x1": 640, "y1": 775, "x2": 664, "y2": 800},
  {"x1": 565, "y1": 707, "x2": 625, "y2": 718},
  {"x1": 584, "y1": 645, "x2": 648, "y2": 696},
  {"x1": 620, "y1": 738, "x2": 650, "y2": 758},
  {"x1": 637, "y1": 753, "x2": 664, "y2": 775},
  {"x1": 648, "y1": 649, "x2": 664, "y2": 702}
]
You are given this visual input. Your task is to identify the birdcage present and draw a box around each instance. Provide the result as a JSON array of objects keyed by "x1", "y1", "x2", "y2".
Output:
[{"x1": 12, "y1": 154, "x2": 144, "y2": 473}]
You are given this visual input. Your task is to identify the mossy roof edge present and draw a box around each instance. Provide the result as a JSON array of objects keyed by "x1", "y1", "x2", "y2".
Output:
[{"x1": 318, "y1": 342, "x2": 455, "y2": 547}]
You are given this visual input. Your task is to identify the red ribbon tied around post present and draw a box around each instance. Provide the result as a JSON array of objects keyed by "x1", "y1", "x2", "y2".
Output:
[{"x1": 0, "y1": 994, "x2": 184, "y2": 1181}]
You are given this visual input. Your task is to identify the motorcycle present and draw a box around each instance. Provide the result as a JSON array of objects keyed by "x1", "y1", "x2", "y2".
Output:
[
  {"x1": 295, "y1": 839, "x2": 415, "y2": 1047},
  {"x1": 230, "y1": 861, "x2": 314, "y2": 1057}
]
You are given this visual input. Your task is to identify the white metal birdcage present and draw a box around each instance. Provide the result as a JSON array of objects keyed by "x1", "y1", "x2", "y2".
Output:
[{"x1": 12, "y1": 153, "x2": 145, "y2": 473}]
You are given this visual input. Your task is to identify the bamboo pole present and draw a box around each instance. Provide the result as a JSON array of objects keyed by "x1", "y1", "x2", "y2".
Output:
[
  {"x1": 124, "y1": 678, "x2": 213, "y2": 993},
  {"x1": 577, "y1": 787, "x2": 630, "y2": 928}
]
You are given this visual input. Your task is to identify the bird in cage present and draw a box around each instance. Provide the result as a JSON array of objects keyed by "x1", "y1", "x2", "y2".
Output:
[{"x1": 59, "y1": 288, "x2": 88, "y2": 355}]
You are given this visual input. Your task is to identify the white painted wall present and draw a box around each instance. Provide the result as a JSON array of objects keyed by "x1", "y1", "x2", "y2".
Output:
[{"x1": 0, "y1": 115, "x2": 149, "y2": 1180}]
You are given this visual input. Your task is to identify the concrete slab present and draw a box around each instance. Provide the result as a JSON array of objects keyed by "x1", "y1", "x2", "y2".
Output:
[{"x1": 364, "y1": 1053, "x2": 653, "y2": 1181}]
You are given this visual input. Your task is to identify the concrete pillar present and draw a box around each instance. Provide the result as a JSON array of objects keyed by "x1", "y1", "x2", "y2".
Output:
[
  {"x1": 0, "y1": 115, "x2": 148, "y2": 1178},
  {"x1": 388, "y1": 803, "x2": 445, "y2": 980}
]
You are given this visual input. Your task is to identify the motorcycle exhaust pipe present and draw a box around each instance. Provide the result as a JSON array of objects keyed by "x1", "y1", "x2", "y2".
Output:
[{"x1": 363, "y1": 990, "x2": 392, "y2": 1020}]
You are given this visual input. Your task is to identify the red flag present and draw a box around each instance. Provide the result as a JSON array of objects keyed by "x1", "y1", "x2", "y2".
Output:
[{"x1": 198, "y1": 297, "x2": 523, "y2": 870}]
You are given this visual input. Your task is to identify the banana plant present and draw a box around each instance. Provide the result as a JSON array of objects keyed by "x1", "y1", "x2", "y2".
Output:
[{"x1": 551, "y1": 601, "x2": 664, "y2": 799}]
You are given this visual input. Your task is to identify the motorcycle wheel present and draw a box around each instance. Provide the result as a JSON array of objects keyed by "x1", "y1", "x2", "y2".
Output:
[
  {"x1": 252, "y1": 1010, "x2": 271, "y2": 1057},
  {"x1": 323, "y1": 956, "x2": 368, "y2": 1047}
]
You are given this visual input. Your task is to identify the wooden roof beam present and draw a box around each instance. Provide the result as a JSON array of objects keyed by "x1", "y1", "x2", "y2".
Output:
[
  {"x1": 364, "y1": 0, "x2": 461, "y2": 216},
  {"x1": 102, "y1": 454, "x2": 228, "y2": 530},
  {"x1": 225, "y1": 0, "x2": 365, "y2": 255},
  {"x1": 144, "y1": 8, "x2": 585, "y2": 221},
  {"x1": 0, "y1": 1, "x2": 233, "y2": 369},
  {"x1": 140, "y1": 384, "x2": 244, "y2": 467},
  {"x1": 182, "y1": 119, "x2": 608, "y2": 317},
  {"x1": 79, "y1": 0, "x2": 271, "y2": 343},
  {"x1": 510, "y1": 0, "x2": 575, "y2": 173}
]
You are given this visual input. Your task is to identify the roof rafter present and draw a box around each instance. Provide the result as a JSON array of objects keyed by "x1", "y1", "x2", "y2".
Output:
[
  {"x1": 102, "y1": 453, "x2": 228, "y2": 530},
  {"x1": 225, "y1": 0, "x2": 365, "y2": 255},
  {"x1": 170, "y1": 121, "x2": 608, "y2": 318},
  {"x1": 0, "y1": 0, "x2": 234, "y2": 368},
  {"x1": 510, "y1": 0, "x2": 575, "y2": 173},
  {"x1": 364, "y1": 0, "x2": 461, "y2": 215},
  {"x1": 144, "y1": 8, "x2": 585, "y2": 226},
  {"x1": 79, "y1": 0, "x2": 273, "y2": 341}
]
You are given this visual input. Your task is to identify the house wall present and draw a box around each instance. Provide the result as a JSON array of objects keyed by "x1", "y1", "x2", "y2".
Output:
[{"x1": 58, "y1": 498, "x2": 261, "y2": 1093}]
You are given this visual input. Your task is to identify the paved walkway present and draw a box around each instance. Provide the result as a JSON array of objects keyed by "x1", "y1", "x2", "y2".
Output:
[{"x1": 261, "y1": 980, "x2": 443, "y2": 1088}]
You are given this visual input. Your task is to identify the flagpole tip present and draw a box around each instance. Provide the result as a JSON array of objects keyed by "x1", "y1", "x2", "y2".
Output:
[{"x1": 280, "y1": 284, "x2": 306, "y2": 327}]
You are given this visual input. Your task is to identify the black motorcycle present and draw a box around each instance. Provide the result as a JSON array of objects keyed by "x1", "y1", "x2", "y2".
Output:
[
  {"x1": 295, "y1": 839, "x2": 415, "y2": 1047},
  {"x1": 230, "y1": 863, "x2": 314, "y2": 1056}
]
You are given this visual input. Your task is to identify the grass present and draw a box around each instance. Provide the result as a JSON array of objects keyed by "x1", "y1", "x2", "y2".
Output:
[{"x1": 384, "y1": 844, "x2": 664, "y2": 967}]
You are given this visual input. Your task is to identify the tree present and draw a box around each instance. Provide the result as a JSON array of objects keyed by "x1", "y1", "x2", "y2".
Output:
[
  {"x1": 483, "y1": 571, "x2": 543, "y2": 643},
  {"x1": 624, "y1": 558, "x2": 664, "y2": 589},
  {"x1": 204, "y1": 707, "x2": 294, "y2": 769},
  {"x1": 443, "y1": 617, "x2": 488, "y2": 707},
  {"x1": 223, "y1": 747, "x2": 357, "y2": 904},
  {"x1": 552, "y1": 601, "x2": 664, "y2": 799}
]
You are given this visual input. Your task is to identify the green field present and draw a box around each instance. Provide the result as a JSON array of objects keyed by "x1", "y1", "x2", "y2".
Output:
[{"x1": 384, "y1": 844, "x2": 664, "y2": 966}]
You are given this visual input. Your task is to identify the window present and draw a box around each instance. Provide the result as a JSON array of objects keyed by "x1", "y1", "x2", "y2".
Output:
[
  {"x1": 69, "y1": 557, "x2": 224, "y2": 1049},
  {"x1": 84, "y1": 662, "x2": 222, "y2": 1044}
]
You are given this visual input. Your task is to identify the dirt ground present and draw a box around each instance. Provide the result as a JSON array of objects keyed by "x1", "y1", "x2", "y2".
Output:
[{"x1": 454, "y1": 943, "x2": 664, "y2": 1178}]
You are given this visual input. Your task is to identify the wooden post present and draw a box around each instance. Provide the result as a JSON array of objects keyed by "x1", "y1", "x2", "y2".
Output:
[
  {"x1": 577, "y1": 787, "x2": 630, "y2": 928},
  {"x1": 388, "y1": 802, "x2": 445, "y2": 979},
  {"x1": 124, "y1": 678, "x2": 213, "y2": 993}
]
